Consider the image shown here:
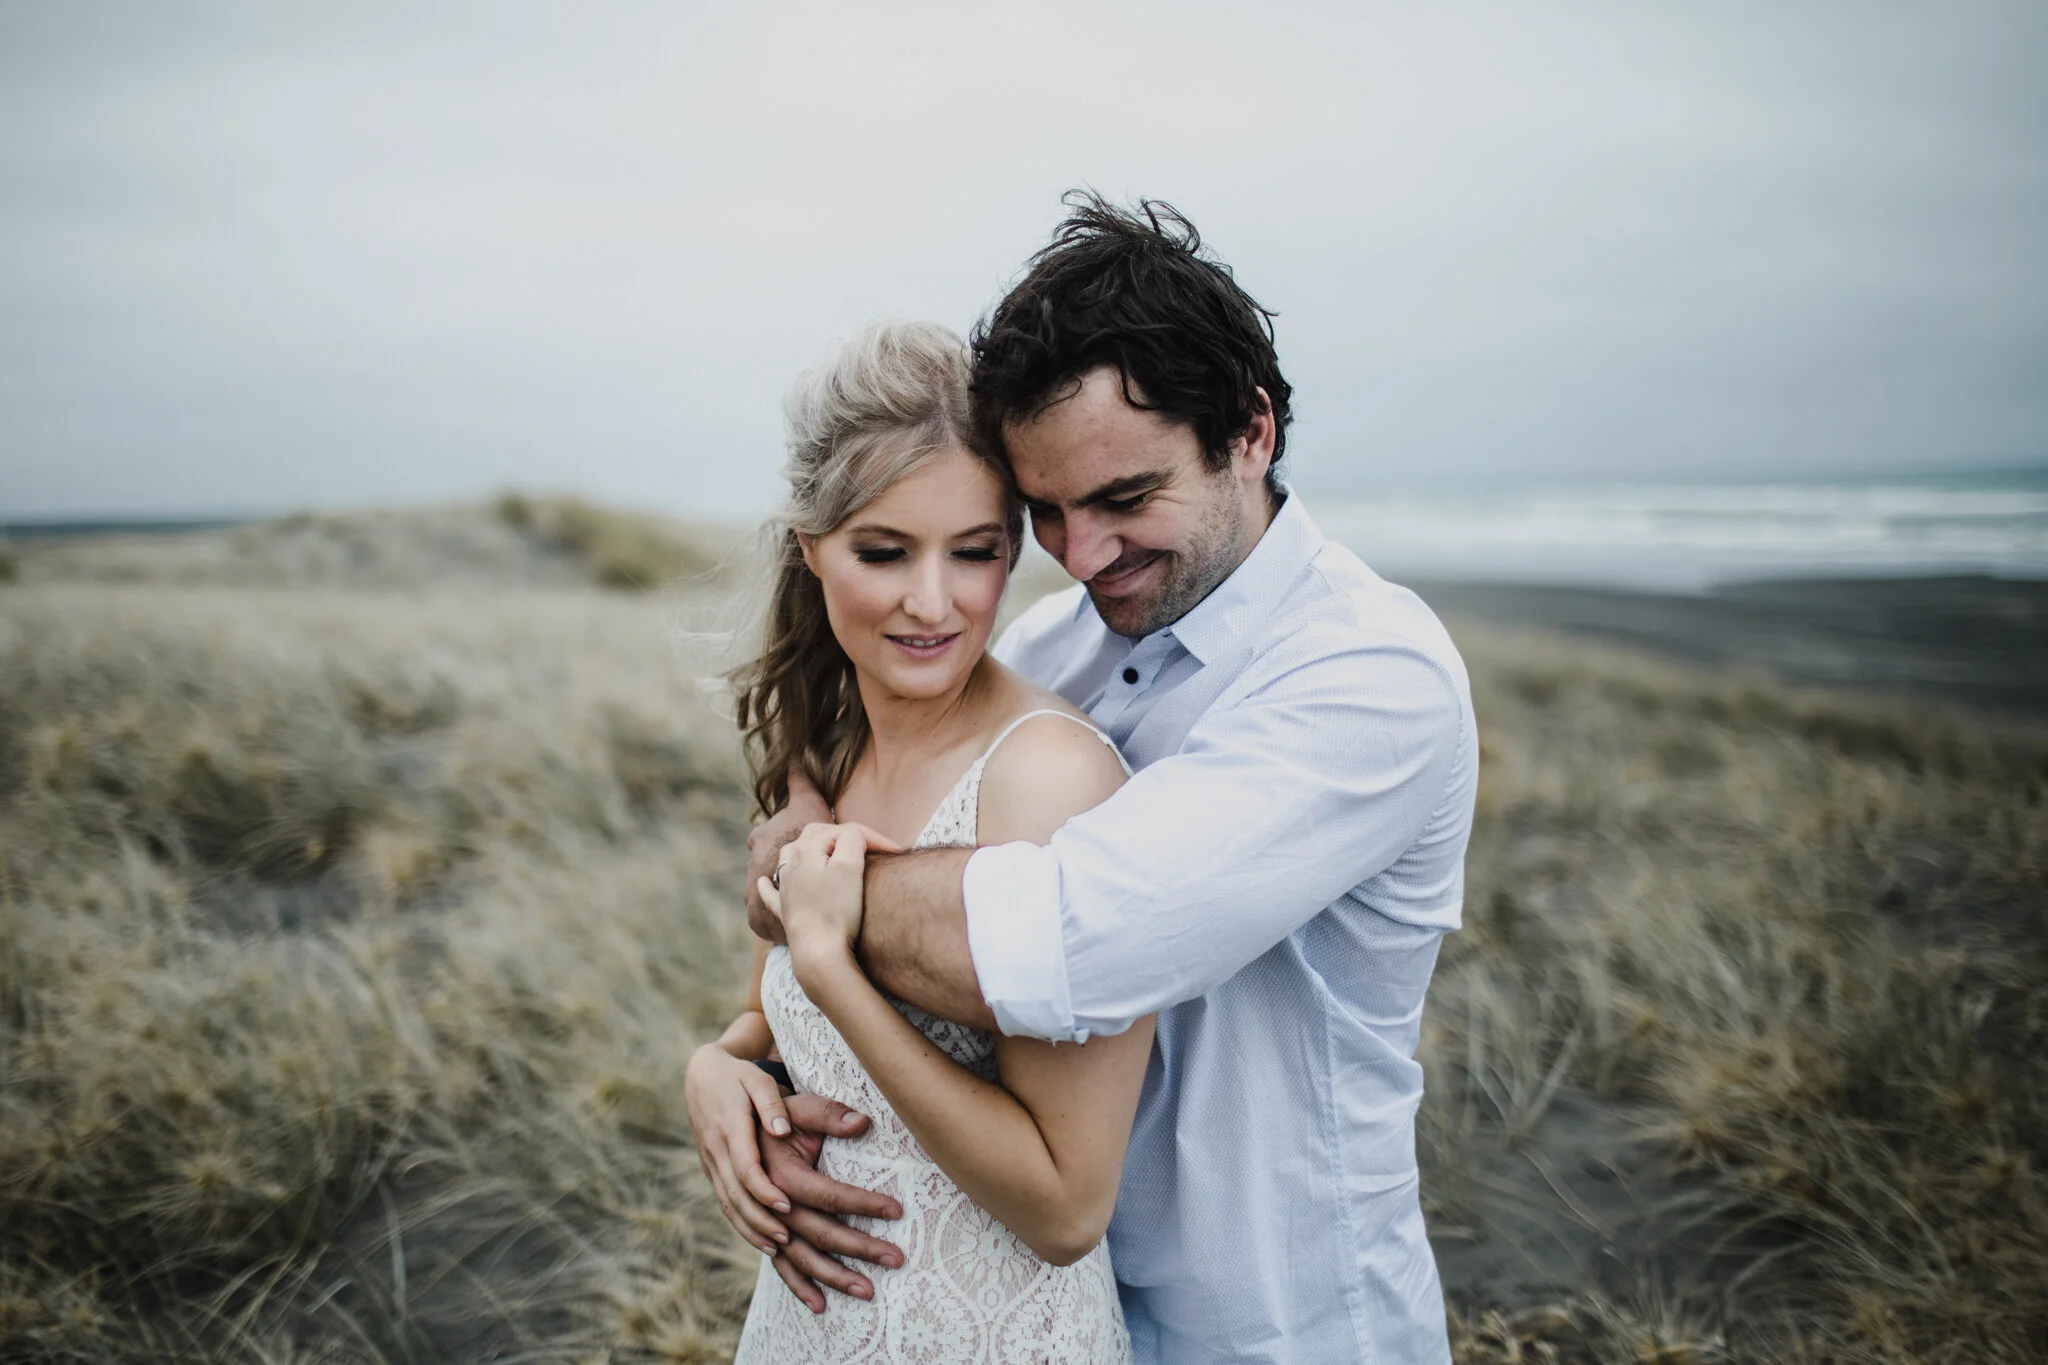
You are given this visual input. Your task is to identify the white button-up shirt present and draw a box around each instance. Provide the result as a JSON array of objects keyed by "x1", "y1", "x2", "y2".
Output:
[{"x1": 965, "y1": 490, "x2": 1476, "y2": 1364}]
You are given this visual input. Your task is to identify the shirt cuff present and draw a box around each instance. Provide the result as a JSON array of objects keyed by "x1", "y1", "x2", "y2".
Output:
[{"x1": 962, "y1": 841, "x2": 1083, "y2": 1042}]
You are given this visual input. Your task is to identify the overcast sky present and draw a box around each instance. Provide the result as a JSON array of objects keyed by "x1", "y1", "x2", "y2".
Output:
[{"x1": 3, "y1": 1, "x2": 2044, "y2": 521}]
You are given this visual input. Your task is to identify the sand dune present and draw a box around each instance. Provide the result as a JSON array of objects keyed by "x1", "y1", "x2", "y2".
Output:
[{"x1": 2, "y1": 505, "x2": 2042, "y2": 1362}]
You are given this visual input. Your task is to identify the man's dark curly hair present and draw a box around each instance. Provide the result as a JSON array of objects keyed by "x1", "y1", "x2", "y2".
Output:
[{"x1": 969, "y1": 192, "x2": 1293, "y2": 495}]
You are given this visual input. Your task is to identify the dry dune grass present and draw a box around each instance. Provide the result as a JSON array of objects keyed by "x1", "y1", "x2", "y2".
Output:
[
  {"x1": 1, "y1": 578, "x2": 763, "y2": 1361},
  {"x1": 2, "y1": 509, "x2": 2043, "y2": 1362},
  {"x1": 1434, "y1": 627, "x2": 2048, "y2": 1363},
  {"x1": 5, "y1": 496, "x2": 736, "y2": 594}
]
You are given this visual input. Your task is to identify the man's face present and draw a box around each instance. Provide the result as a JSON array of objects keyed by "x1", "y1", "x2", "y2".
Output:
[{"x1": 1005, "y1": 366, "x2": 1272, "y2": 640}]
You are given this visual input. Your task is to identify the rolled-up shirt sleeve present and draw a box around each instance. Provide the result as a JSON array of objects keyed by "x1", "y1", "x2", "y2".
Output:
[
  {"x1": 963, "y1": 840, "x2": 1073, "y2": 1040},
  {"x1": 964, "y1": 632, "x2": 1467, "y2": 1042}
]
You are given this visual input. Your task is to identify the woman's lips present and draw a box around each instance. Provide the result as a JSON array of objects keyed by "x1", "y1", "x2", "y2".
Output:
[{"x1": 886, "y1": 632, "x2": 960, "y2": 660}]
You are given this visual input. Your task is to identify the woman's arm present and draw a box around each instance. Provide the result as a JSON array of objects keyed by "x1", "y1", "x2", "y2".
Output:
[
  {"x1": 712, "y1": 937, "x2": 777, "y2": 1061},
  {"x1": 779, "y1": 716, "x2": 1153, "y2": 1265}
]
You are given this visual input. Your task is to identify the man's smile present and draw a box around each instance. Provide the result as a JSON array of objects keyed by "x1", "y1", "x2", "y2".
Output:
[{"x1": 1088, "y1": 550, "x2": 1165, "y2": 598}]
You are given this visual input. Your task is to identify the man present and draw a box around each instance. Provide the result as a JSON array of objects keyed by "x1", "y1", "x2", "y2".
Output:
[{"x1": 690, "y1": 194, "x2": 1477, "y2": 1363}]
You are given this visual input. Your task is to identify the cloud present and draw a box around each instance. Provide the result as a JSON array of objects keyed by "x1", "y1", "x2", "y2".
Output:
[{"x1": 2, "y1": 0, "x2": 2044, "y2": 519}]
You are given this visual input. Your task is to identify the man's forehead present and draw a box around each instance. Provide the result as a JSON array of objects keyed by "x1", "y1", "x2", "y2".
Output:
[
  {"x1": 1006, "y1": 366, "x2": 1161, "y2": 434},
  {"x1": 1005, "y1": 388, "x2": 1201, "y2": 503},
  {"x1": 1010, "y1": 448, "x2": 1184, "y2": 507}
]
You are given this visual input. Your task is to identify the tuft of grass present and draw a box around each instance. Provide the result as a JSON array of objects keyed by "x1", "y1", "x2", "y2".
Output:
[
  {"x1": 7, "y1": 501, "x2": 739, "y2": 593},
  {"x1": 0, "y1": 609, "x2": 387, "y2": 881},
  {"x1": 494, "y1": 492, "x2": 733, "y2": 591}
]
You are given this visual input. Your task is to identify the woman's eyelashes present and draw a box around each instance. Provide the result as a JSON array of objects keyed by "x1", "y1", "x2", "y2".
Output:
[{"x1": 849, "y1": 542, "x2": 1003, "y2": 566}]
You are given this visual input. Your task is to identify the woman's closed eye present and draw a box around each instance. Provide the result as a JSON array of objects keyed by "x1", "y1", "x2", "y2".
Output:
[{"x1": 852, "y1": 544, "x2": 1001, "y2": 565}]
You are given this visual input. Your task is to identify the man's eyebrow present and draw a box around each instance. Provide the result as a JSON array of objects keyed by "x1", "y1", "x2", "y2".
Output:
[{"x1": 1073, "y1": 472, "x2": 1171, "y2": 509}]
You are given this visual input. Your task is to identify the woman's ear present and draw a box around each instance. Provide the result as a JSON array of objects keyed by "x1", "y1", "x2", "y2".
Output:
[{"x1": 796, "y1": 531, "x2": 821, "y2": 577}]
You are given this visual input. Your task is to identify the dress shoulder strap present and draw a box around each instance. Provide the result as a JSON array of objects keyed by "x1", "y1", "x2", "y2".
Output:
[{"x1": 975, "y1": 707, "x2": 1131, "y2": 775}]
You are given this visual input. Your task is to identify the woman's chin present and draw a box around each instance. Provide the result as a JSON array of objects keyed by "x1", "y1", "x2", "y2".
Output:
[
  {"x1": 883, "y1": 669, "x2": 971, "y2": 701},
  {"x1": 859, "y1": 651, "x2": 979, "y2": 702}
]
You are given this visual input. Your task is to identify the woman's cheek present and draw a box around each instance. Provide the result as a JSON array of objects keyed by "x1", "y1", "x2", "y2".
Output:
[
  {"x1": 960, "y1": 564, "x2": 1006, "y2": 625},
  {"x1": 819, "y1": 563, "x2": 888, "y2": 655}
]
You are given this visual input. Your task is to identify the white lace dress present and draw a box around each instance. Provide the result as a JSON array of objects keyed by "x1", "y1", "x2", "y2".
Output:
[{"x1": 735, "y1": 710, "x2": 1132, "y2": 1365}]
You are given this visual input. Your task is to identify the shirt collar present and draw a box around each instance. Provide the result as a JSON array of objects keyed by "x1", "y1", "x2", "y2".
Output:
[
  {"x1": 1166, "y1": 485, "x2": 1320, "y2": 664},
  {"x1": 1062, "y1": 486, "x2": 1324, "y2": 661}
]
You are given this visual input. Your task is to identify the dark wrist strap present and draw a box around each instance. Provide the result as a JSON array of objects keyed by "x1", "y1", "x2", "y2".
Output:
[{"x1": 752, "y1": 1057, "x2": 793, "y2": 1092}]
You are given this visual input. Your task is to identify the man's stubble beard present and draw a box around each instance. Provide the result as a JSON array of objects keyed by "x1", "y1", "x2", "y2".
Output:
[{"x1": 1089, "y1": 473, "x2": 1250, "y2": 641}]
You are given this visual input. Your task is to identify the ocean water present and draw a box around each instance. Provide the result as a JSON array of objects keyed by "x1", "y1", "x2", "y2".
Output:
[{"x1": 1310, "y1": 475, "x2": 2048, "y2": 591}]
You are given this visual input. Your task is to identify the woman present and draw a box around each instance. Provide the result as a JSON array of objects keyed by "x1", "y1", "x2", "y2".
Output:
[{"x1": 691, "y1": 321, "x2": 1152, "y2": 1363}]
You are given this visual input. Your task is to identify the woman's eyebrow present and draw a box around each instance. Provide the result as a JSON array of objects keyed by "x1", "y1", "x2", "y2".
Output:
[{"x1": 844, "y1": 522, "x2": 1006, "y2": 539}]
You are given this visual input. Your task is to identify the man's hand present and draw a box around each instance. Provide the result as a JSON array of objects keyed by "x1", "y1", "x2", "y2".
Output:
[
  {"x1": 745, "y1": 770, "x2": 832, "y2": 942},
  {"x1": 683, "y1": 1044, "x2": 905, "y2": 1312},
  {"x1": 757, "y1": 1100, "x2": 907, "y2": 1311}
]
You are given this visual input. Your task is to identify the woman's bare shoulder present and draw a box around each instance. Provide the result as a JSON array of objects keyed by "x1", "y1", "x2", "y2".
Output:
[
  {"x1": 975, "y1": 685, "x2": 1127, "y2": 847},
  {"x1": 985, "y1": 659, "x2": 1095, "y2": 727}
]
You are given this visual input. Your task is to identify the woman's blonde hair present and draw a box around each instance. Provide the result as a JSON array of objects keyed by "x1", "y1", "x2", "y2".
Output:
[{"x1": 730, "y1": 321, "x2": 1022, "y2": 818}]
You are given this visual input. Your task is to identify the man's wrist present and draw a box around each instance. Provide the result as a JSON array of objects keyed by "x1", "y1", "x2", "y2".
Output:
[{"x1": 856, "y1": 846, "x2": 998, "y2": 1030}]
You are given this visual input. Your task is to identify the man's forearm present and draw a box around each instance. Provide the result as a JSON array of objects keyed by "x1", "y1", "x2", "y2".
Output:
[{"x1": 856, "y1": 847, "x2": 995, "y2": 1030}]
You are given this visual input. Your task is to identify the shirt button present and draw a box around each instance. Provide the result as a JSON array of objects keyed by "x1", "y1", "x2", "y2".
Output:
[{"x1": 1122, "y1": 667, "x2": 1140, "y2": 684}]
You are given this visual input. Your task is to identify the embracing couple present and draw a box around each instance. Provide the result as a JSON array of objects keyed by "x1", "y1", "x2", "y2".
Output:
[{"x1": 684, "y1": 195, "x2": 1478, "y2": 1364}]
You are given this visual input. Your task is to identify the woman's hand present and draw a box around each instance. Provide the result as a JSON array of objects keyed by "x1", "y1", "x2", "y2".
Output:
[
  {"x1": 744, "y1": 771, "x2": 834, "y2": 943},
  {"x1": 682, "y1": 1042, "x2": 908, "y2": 1304},
  {"x1": 683, "y1": 1043, "x2": 797, "y2": 1255},
  {"x1": 757, "y1": 821, "x2": 897, "y2": 977}
]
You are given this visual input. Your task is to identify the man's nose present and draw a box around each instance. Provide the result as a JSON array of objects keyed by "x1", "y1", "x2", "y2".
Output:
[{"x1": 1060, "y1": 513, "x2": 1122, "y2": 583}]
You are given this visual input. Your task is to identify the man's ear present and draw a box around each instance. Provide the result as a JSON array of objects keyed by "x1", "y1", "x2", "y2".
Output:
[
  {"x1": 796, "y1": 532, "x2": 821, "y2": 576},
  {"x1": 1235, "y1": 387, "x2": 1278, "y2": 487}
]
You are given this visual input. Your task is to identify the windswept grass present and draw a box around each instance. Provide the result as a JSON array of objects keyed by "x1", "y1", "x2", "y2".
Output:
[
  {"x1": 1, "y1": 583, "x2": 760, "y2": 1362},
  {"x1": 8, "y1": 499, "x2": 737, "y2": 595},
  {"x1": 492, "y1": 494, "x2": 734, "y2": 591},
  {"x1": 1431, "y1": 628, "x2": 2048, "y2": 1363},
  {"x1": 2, "y1": 508, "x2": 2042, "y2": 1362}
]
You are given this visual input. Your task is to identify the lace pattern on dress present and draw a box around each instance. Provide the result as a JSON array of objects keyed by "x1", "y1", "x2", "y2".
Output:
[{"x1": 734, "y1": 711, "x2": 1131, "y2": 1364}]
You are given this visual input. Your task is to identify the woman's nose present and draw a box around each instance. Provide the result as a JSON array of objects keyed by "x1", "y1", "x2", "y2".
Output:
[{"x1": 902, "y1": 555, "x2": 948, "y2": 622}]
